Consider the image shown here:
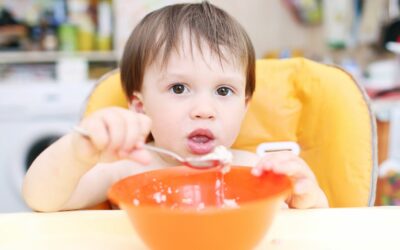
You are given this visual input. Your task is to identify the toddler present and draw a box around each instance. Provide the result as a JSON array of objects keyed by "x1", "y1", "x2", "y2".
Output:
[{"x1": 23, "y1": 1, "x2": 328, "y2": 211}]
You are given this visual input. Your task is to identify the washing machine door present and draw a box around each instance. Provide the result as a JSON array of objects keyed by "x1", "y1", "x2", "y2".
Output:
[{"x1": 3, "y1": 119, "x2": 77, "y2": 212}]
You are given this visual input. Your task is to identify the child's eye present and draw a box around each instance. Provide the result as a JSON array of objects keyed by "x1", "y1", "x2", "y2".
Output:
[
  {"x1": 216, "y1": 86, "x2": 233, "y2": 96},
  {"x1": 169, "y1": 84, "x2": 189, "y2": 94}
]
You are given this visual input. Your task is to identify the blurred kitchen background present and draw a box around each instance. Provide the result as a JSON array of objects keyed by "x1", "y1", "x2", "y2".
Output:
[{"x1": 0, "y1": 0, "x2": 399, "y2": 212}]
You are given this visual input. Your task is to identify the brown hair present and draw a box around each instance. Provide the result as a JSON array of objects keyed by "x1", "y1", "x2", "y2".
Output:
[{"x1": 120, "y1": 1, "x2": 255, "y2": 100}]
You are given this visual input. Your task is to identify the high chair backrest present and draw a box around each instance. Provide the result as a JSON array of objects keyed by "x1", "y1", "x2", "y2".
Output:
[{"x1": 84, "y1": 58, "x2": 378, "y2": 207}]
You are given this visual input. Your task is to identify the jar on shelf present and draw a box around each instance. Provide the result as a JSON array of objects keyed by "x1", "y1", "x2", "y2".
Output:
[
  {"x1": 379, "y1": 159, "x2": 400, "y2": 205},
  {"x1": 58, "y1": 23, "x2": 78, "y2": 51}
]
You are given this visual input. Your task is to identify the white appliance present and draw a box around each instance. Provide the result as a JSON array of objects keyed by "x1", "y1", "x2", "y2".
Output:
[{"x1": 0, "y1": 83, "x2": 92, "y2": 212}]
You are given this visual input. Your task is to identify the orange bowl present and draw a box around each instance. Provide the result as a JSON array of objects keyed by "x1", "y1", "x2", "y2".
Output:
[{"x1": 108, "y1": 166, "x2": 291, "y2": 250}]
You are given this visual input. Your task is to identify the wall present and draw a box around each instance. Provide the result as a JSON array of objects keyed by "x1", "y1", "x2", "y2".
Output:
[
  {"x1": 211, "y1": 0, "x2": 324, "y2": 58},
  {"x1": 114, "y1": 0, "x2": 325, "y2": 59}
]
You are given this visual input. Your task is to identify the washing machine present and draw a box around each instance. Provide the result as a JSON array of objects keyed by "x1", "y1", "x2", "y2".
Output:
[{"x1": 0, "y1": 82, "x2": 93, "y2": 212}]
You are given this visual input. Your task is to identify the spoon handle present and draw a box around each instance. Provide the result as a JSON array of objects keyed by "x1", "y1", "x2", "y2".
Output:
[{"x1": 142, "y1": 144, "x2": 184, "y2": 162}]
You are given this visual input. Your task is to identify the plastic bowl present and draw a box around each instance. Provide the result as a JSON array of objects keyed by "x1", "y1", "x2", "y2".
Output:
[{"x1": 108, "y1": 166, "x2": 291, "y2": 250}]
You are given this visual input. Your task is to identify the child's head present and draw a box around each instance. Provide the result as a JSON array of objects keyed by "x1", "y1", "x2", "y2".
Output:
[
  {"x1": 120, "y1": 1, "x2": 255, "y2": 161},
  {"x1": 120, "y1": 1, "x2": 255, "y2": 100}
]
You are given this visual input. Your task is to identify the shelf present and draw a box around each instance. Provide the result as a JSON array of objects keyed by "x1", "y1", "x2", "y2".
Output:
[{"x1": 0, "y1": 51, "x2": 118, "y2": 64}]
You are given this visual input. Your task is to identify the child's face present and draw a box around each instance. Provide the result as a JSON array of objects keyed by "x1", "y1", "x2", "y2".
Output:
[{"x1": 137, "y1": 38, "x2": 247, "y2": 162}]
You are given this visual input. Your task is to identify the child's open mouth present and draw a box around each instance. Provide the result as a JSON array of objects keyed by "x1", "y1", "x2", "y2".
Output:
[{"x1": 187, "y1": 129, "x2": 216, "y2": 155}]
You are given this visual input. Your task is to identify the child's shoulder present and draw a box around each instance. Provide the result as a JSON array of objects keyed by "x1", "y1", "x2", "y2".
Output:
[{"x1": 231, "y1": 148, "x2": 259, "y2": 167}]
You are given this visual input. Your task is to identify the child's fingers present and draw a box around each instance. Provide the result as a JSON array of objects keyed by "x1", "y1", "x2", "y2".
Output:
[
  {"x1": 293, "y1": 178, "x2": 311, "y2": 195},
  {"x1": 253, "y1": 158, "x2": 301, "y2": 178},
  {"x1": 75, "y1": 107, "x2": 153, "y2": 164},
  {"x1": 119, "y1": 111, "x2": 143, "y2": 154},
  {"x1": 251, "y1": 151, "x2": 324, "y2": 209},
  {"x1": 252, "y1": 156, "x2": 274, "y2": 176},
  {"x1": 119, "y1": 111, "x2": 152, "y2": 154},
  {"x1": 79, "y1": 118, "x2": 109, "y2": 151},
  {"x1": 98, "y1": 149, "x2": 120, "y2": 163},
  {"x1": 127, "y1": 149, "x2": 152, "y2": 165},
  {"x1": 268, "y1": 157, "x2": 309, "y2": 178},
  {"x1": 290, "y1": 179, "x2": 318, "y2": 209},
  {"x1": 137, "y1": 113, "x2": 152, "y2": 138},
  {"x1": 251, "y1": 167, "x2": 263, "y2": 176},
  {"x1": 100, "y1": 110, "x2": 126, "y2": 151},
  {"x1": 253, "y1": 151, "x2": 300, "y2": 175}
]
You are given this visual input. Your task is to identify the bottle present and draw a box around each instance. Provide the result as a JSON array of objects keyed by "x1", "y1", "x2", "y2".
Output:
[
  {"x1": 25, "y1": 6, "x2": 42, "y2": 50},
  {"x1": 323, "y1": 0, "x2": 354, "y2": 49},
  {"x1": 68, "y1": 0, "x2": 95, "y2": 51},
  {"x1": 96, "y1": 0, "x2": 112, "y2": 51},
  {"x1": 41, "y1": 10, "x2": 59, "y2": 51},
  {"x1": 42, "y1": 28, "x2": 58, "y2": 51},
  {"x1": 58, "y1": 23, "x2": 78, "y2": 51}
]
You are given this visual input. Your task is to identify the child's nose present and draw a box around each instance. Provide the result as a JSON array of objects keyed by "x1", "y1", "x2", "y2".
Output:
[
  {"x1": 190, "y1": 96, "x2": 216, "y2": 120},
  {"x1": 194, "y1": 111, "x2": 215, "y2": 120}
]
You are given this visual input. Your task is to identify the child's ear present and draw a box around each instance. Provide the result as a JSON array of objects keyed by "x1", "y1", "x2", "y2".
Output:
[
  {"x1": 245, "y1": 96, "x2": 251, "y2": 108},
  {"x1": 130, "y1": 93, "x2": 145, "y2": 113}
]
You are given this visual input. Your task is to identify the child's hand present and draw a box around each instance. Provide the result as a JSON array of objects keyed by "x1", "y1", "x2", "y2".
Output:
[
  {"x1": 252, "y1": 151, "x2": 329, "y2": 209},
  {"x1": 72, "y1": 107, "x2": 152, "y2": 166}
]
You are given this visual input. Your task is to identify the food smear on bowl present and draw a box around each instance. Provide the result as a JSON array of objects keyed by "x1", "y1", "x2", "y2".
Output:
[
  {"x1": 128, "y1": 169, "x2": 241, "y2": 211},
  {"x1": 213, "y1": 147, "x2": 239, "y2": 208},
  {"x1": 131, "y1": 145, "x2": 237, "y2": 210},
  {"x1": 153, "y1": 192, "x2": 167, "y2": 203},
  {"x1": 196, "y1": 202, "x2": 205, "y2": 210},
  {"x1": 222, "y1": 198, "x2": 239, "y2": 208},
  {"x1": 133, "y1": 198, "x2": 140, "y2": 206},
  {"x1": 214, "y1": 167, "x2": 240, "y2": 208},
  {"x1": 181, "y1": 197, "x2": 193, "y2": 204},
  {"x1": 197, "y1": 145, "x2": 235, "y2": 208}
]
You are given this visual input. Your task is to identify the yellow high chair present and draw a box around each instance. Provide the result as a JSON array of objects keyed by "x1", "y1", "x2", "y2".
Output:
[{"x1": 84, "y1": 58, "x2": 378, "y2": 207}]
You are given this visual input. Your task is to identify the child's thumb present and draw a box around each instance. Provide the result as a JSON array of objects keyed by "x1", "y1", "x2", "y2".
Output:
[{"x1": 128, "y1": 149, "x2": 152, "y2": 165}]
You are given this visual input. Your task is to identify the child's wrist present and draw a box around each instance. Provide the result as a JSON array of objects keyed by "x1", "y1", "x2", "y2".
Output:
[
  {"x1": 286, "y1": 182, "x2": 328, "y2": 209},
  {"x1": 69, "y1": 132, "x2": 100, "y2": 169}
]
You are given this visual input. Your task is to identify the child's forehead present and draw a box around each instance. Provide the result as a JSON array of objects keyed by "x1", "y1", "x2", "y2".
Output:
[{"x1": 151, "y1": 35, "x2": 245, "y2": 74}]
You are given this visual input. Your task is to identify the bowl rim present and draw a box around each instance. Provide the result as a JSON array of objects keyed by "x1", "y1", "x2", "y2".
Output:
[{"x1": 108, "y1": 166, "x2": 292, "y2": 213}]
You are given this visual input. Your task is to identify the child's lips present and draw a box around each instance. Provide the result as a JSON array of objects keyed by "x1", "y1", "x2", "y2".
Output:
[
  {"x1": 188, "y1": 129, "x2": 215, "y2": 139},
  {"x1": 187, "y1": 129, "x2": 216, "y2": 155}
]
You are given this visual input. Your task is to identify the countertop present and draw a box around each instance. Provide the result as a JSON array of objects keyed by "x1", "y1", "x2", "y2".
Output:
[{"x1": 1, "y1": 207, "x2": 399, "y2": 249}]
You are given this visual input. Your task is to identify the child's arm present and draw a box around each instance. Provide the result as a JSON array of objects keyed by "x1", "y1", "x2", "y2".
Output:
[
  {"x1": 22, "y1": 107, "x2": 152, "y2": 212},
  {"x1": 252, "y1": 151, "x2": 329, "y2": 208}
]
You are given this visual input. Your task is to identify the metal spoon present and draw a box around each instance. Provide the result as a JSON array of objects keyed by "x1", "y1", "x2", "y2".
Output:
[{"x1": 73, "y1": 126, "x2": 232, "y2": 170}]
